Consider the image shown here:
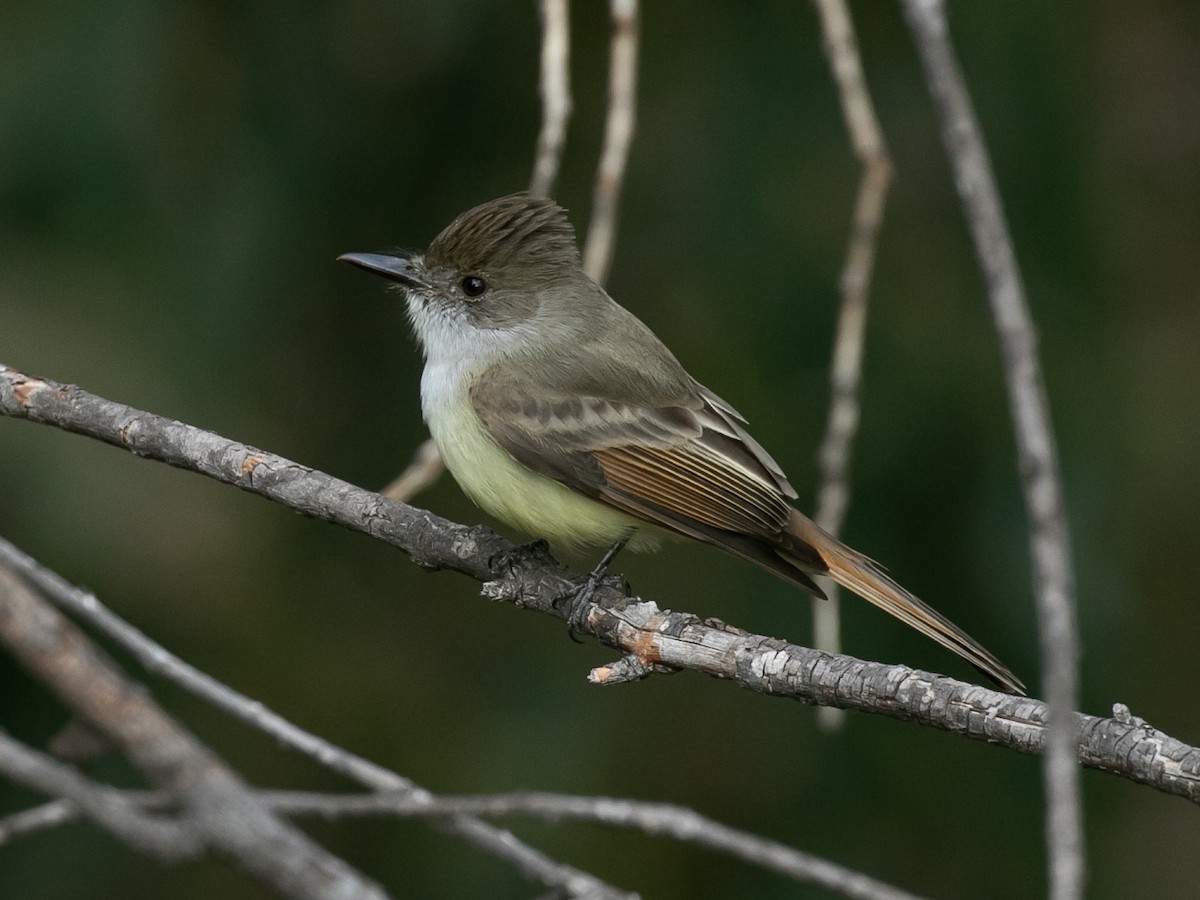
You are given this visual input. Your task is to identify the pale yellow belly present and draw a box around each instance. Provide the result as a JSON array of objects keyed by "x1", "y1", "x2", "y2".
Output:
[{"x1": 427, "y1": 395, "x2": 662, "y2": 553}]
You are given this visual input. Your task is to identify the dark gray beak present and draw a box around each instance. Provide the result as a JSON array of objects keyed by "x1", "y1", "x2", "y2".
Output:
[{"x1": 337, "y1": 252, "x2": 426, "y2": 289}]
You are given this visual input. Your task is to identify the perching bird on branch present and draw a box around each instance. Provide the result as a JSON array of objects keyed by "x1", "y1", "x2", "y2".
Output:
[{"x1": 340, "y1": 193, "x2": 1025, "y2": 694}]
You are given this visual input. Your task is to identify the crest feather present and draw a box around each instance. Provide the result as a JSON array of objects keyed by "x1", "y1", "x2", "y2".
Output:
[{"x1": 425, "y1": 192, "x2": 580, "y2": 273}]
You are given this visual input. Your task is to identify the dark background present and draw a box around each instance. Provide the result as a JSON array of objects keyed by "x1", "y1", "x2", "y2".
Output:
[{"x1": 2, "y1": 2, "x2": 1198, "y2": 897}]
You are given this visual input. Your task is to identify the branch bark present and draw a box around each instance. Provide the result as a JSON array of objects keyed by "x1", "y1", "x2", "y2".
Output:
[{"x1": 1, "y1": 365, "x2": 1194, "y2": 805}]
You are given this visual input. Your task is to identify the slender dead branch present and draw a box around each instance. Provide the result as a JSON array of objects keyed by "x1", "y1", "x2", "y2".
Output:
[
  {"x1": 381, "y1": 0, "x2": 575, "y2": 505},
  {"x1": 265, "y1": 791, "x2": 925, "y2": 900},
  {"x1": 583, "y1": 0, "x2": 639, "y2": 285},
  {"x1": 900, "y1": 2, "x2": 1084, "y2": 898},
  {"x1": 0, "y1": 537, "x2": 633, "y2": 900},
  {"x1": 0, "y1": 734, "x2": 197, "y2": 860},
  {"x1": 0, "y1": 799, "x2": 78, "y2": 847},
  {"x1": 1, "y1": 366, "x2": 1193, "y2": 806},
  {"x1": 5, "y1": 799, "x2": 102, "y2": 856},
  {"x1": 0, "y1": 563, "x2": 388, "y2": 900},
  {"x1": 809, "y1": 0, "x2": 895, "y2": 732},
  {"x1": 379, "y1": 437, "x2": 444, "y2": 501},
  {"x1": 530, "y1": 0, "x2": 573, "y2": 198},
  {"x1": 0, "y1": 786, "x2": 922, "y2": 900}
]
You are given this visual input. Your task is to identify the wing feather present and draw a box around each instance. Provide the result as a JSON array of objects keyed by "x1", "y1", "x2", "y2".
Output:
[
  {"x1": 596, "y1": 446, "x2": 787, "y2": 535},
  {"x1": 470, "y1": 366, "x2": 799, "y2": 550},
  {"x1": 595, "y1": 447, "x2": 779, "y2": 535}
]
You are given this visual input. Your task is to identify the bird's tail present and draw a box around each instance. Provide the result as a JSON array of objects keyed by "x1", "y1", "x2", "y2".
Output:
[{"x1": 783, "y1": 511, "x2": 1026, "y2": 694}]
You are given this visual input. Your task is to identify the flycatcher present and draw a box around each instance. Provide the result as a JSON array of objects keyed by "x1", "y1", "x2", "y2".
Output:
[{"x1": 340, "y1": 193, "x2": 1024, "y2": 694}]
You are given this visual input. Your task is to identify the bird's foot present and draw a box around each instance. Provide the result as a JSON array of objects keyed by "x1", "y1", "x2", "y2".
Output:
[
  {"x1": 488, "y1": 539, "x2": 556, "y2": 577},
  {"x1": 554, "y1": 532, "x2": 633, "y2": 641}
]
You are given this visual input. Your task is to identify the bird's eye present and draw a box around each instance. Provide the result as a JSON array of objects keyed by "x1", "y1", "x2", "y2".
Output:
[{"x1": 461, "y1": 275, "x2": 487, "y2": 297}]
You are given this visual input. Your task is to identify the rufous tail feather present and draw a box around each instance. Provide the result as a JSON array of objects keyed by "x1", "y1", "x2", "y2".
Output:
[{"x1": 783, "y1": 511, "x2": 1025, "y2": 694}]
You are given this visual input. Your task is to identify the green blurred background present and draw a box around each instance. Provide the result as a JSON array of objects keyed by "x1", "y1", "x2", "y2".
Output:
[{"x1": 2, "y1": 1, "x2": 1198, "y2": 897}]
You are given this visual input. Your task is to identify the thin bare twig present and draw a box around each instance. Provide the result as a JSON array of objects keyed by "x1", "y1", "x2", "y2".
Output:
[
  {"x1": 0, "y1": 563, "x2": 388, "y2": 900},
  {"x1": 530, "y1": 0, "x2": 573, "y2": 198},
  {"x1": 0, "y1": 537, "x2": 632, "y2": 900},
  {"x1": 809, "y1": 0, "x2": 895, "y2": 732},
  {"x1": 383, "y1": 0, "x2": 576, "y2": 504},
  {"x1": 264, "y1": 791, "x2": 925, "y2": 900},
  {"x1": 0, "y1": 734, "x2": 197, "y2": 859},
  {"x1": 0, "y1": 786, "x2": 922, "y2": 900},
  {"x1": 899, "y1": 2, "x2": 1084, "y2": 898},
  {"x1": 1, "y1": 366, "x2": 1192, "y2": 809},
  {"x1": 379, "y1": 437, "x2": 444, "y2": 501},
  {"x1": 0, "y1": 799, "x2": 78, "y2": 847},
  {"x1": 583, "y1": 0, "x2": 639, "y2": 285}
]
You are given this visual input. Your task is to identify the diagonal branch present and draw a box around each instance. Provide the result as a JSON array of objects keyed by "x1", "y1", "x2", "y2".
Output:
[
  {"x1": 0, "y1": 366, "x2": 1193, "y2": 805},
  {"x1": 0, "y1": 561, "x2": 389, "y2": 900},
  {"x1": 0, "y1": 799, "x2": 78, "y2": 848},
  {"x1": 900, "y1": 3, "x2": 1084, "y2": 898},
  {"x1": 809, "y1": 0, "x2": 895, "y2": 731},
  {"x1": 0, "y1": 734, "x2": 197, "y2": 860},
  {"x1": 0, "y1": 536, "x2": 634, "y2": 900},
  {"x1": 379, "y1": 437, "x2": 443, "y2": 502}
]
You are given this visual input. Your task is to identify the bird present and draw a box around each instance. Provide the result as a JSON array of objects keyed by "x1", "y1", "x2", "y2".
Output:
[{"x1": 339, "y1": 192, "x2": 1025, "y2": 694}]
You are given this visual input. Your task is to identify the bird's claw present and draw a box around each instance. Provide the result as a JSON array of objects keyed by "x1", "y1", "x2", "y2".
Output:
[{"x1": 488, "y1": 539, "x2": 555, "y2": 576}]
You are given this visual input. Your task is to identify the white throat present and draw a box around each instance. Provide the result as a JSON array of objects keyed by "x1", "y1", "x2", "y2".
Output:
[{"x1": 406, "y1": 291, "x2": 517, "y2": 425}]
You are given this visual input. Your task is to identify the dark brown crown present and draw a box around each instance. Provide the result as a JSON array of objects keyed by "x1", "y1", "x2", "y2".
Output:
[{"x1": 425, "y1": 192, "x2": 580, "y2": 275}]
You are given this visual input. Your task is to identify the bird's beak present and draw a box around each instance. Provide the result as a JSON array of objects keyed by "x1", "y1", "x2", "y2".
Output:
[{"x1": 337, "y1": 252, "x2": 427, "y2": 290}]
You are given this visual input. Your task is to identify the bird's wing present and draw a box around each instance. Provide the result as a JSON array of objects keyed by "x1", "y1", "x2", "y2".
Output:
[{"x1": 469, "y1": 365, "x2": 828, "y2": 591}]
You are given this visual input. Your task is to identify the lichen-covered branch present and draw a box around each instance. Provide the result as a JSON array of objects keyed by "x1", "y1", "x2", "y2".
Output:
[{"x1": 1, "y1": 365, "x2": 1195, "y2": 804}]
